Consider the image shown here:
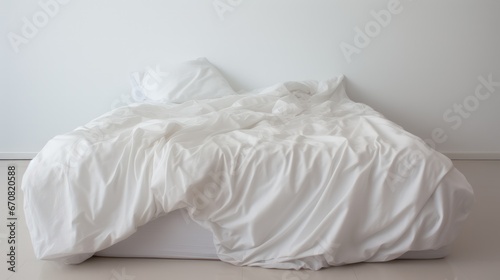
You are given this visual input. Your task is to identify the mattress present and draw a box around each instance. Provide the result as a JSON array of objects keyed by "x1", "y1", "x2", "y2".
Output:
[{"x1": 95, "y1": 209, "x2": 219, "y2": 259}]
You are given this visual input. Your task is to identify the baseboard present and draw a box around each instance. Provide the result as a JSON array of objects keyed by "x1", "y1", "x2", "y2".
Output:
[
  {"x1": 1, "y1": 152, "x2": 499, "y2": 161},
  {"x1": 441, "y1": 152, "x2": 500, "y2": 160},
  {"x1": 0, "y1": 153, "x2": 38, "y2": 160}
]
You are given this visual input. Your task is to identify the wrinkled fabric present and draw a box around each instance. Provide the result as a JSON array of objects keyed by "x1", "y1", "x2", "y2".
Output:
[{"x1": 22, "y1": 76, "x2": 474, "y2": 269}]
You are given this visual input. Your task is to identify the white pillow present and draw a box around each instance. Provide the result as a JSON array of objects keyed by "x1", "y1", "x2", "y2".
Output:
[{"x1": 130, "y1": 58, "x2": 236, "y2": 104}]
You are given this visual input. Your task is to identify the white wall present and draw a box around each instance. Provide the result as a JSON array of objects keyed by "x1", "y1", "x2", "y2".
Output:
[{"x1": 1, "y1": 0, "x2": 499, "y2": 159}]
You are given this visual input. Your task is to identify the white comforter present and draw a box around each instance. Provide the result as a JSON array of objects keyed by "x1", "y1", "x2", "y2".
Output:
[{"x1": 22, "y1": 76, "x2": 474, "y2": 269}]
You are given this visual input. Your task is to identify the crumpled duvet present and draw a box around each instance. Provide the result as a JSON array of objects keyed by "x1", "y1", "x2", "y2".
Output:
[{"x1": 22, "y1": 76, "x2": 474, "y2": 269}]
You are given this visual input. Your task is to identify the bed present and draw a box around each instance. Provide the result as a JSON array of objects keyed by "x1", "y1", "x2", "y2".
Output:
[{"x1": 22, "y1": 58, "x2": 474, "y2": 270}]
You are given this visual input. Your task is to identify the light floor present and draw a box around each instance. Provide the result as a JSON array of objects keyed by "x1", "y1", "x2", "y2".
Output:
[{"x1": 0, "y1": 160, "x2": 498, "y2": 280}]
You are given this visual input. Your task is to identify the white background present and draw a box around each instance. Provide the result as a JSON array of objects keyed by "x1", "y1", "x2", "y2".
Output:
[{"x1": 1, "y1": 0, "x2": 499, "y2": 159}]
